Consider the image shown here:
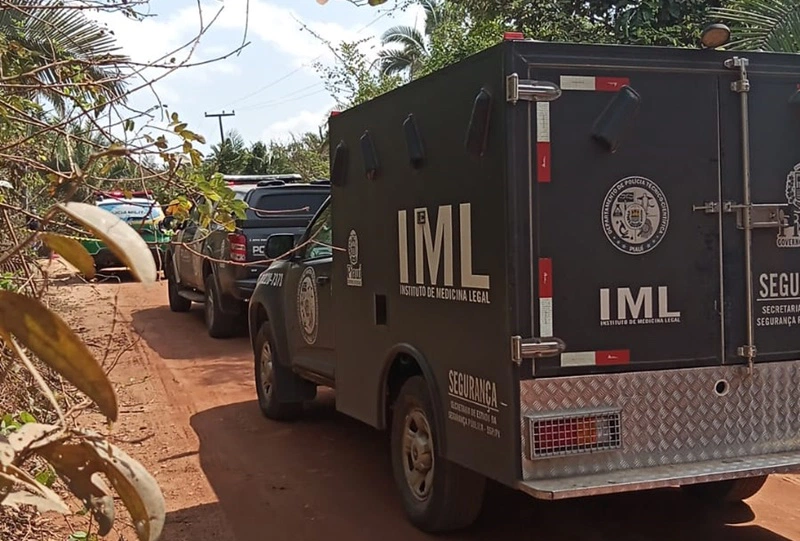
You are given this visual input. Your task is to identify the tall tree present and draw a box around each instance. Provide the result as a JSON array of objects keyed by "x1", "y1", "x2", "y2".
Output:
[
  {"x1": 415, "y1": 2, "x2": 507, "y2": 78},
  {"x1": 314, "y1": 38, "x2": 404, "y2": 108},
  {"x1": 0, "y1": 0, "x2": 129, "y2": 112},
  {"x1": 208, "y1": 129, "x2": 248, "y2": 174},
  {"x1": 368, "y1": 0, "x2": 722, "y2": 48},
  {"x1": 378, "y1": 0, "x2": 446, "y2": 78}
]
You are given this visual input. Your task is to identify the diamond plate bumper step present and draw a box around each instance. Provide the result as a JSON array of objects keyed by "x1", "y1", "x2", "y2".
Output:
[{"x1": 518, "y1": 451, "x2": 800, "y2": 500}]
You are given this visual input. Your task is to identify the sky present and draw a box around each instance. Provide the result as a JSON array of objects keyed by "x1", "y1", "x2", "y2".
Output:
[{"x1": 88, "y1": 0, "x2": 426, "y2": 153}]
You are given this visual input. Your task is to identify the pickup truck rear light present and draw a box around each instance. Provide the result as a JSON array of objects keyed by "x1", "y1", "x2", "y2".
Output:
[{"x1": 229, "y1": 232, "x2": 247, "y2": 262}]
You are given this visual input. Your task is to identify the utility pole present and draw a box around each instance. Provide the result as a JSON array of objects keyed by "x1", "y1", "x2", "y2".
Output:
[{"x1": 205, "y1": 110, "x2": 235, "y2": 145}]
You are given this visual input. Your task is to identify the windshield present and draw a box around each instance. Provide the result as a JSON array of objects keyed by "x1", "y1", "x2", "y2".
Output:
[
  {"x1": 98, "y1": 200, "x2": 164, "y2": 222},
  {"x1": 247, "y1": 192, "x2": 328, "y2": 219}
]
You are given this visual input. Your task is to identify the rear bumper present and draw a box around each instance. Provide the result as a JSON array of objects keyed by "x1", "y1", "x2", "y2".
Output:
[
  {"x1": 519, "y1": 450, "x2": 800, "y2": 499},
  {"x1": 518, "y1": 360, "x2": 800, "y2": 498}
]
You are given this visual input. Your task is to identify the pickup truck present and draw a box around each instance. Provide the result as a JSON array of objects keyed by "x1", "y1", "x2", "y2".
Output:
[
  {"x1": 165, "y1": 177, "x2": 329, "y2": 338},
  {"x1": 81, "y1": 191, "x2": 172, "y2": 272}
]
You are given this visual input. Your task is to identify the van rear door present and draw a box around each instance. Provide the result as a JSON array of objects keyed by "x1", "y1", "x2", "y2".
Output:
[{"x1": 522, "y1": 62, "x2": 724, "y2": 376}]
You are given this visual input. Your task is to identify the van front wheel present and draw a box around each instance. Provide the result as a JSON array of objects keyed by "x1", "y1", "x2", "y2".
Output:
[{"x1": 390, "y1": 376, "x2": 485, "y2": 533}]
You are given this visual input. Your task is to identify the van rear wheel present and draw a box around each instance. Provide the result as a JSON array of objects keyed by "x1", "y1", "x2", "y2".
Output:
[
  {"x1": 682, "y1": 475, "x2": 768, "y2": 503},
  {"x1": 390, "y1": 376, "x2": 485, "y2": 532}
]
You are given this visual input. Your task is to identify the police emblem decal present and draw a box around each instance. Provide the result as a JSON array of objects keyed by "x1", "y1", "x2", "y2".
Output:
[
  {"x1": 777, "y1": 163, "x2": 800, "y2": 248},
  {"x1": 296, "y1": 266, "x2": 318, "y2": 344},
  {"x1": 602, "y1": 176, "x2": 669, "y2": 255},
  {"x1": 346, "y1": 229, "x2": 363, "y2": 287}
]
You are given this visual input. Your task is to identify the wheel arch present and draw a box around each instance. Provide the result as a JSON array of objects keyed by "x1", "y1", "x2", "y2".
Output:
[{"x1": 378, "y1": 344, "x2": 447, "y2": 456}]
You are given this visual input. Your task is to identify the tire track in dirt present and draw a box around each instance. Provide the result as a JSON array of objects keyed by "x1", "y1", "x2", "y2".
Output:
[{"x1": 57, "y1": 270, "x2": 800, "y2": 541}]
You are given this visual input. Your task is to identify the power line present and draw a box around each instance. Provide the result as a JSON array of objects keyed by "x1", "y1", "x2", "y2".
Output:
[
  {"x1": 238, "y1": 87, "x2": 329, "y2": 112},
  {"x1": 204, "y1": 110, "x2": 236, "y2": 145},
  {"x1": 219, "y1": 9, "x2": 392, "y2": 109}
]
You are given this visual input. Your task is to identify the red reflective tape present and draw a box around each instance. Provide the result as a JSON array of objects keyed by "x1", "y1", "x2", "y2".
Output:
[
  {"x1": 595, "y1": 350, "x2": 630, "y2": 366},
  {"x1": 537, "y1": 142, "x2": 551, "y2": 182},
  {"x1": 538, "y1": 258, "x2": 553, "y2": 298},
  {"x1": 595, "y1": 77, "x2": 630, "y2": 91}
]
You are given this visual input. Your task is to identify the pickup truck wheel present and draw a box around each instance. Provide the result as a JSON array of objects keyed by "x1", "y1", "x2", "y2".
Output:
[
  {"x1": 390, "y1": 376, "x2": 485, "y2": 533},
  {"x1": 204, "y1": 274, "x2": 236, "y2": 338},
  {"x1": 254, "y1": 322, "x2": 303, "y2": 421},
  {"x1": 167, "y1": 266, "x2": 191, "y2": 313},
  {"x1": 682, "y1": 475, "x2": 768, "y2": 504}
]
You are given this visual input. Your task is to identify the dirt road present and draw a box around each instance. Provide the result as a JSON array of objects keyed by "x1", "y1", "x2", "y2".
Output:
[{"x1": 57, "y1": 273, "x2": 800, "y2": 541}]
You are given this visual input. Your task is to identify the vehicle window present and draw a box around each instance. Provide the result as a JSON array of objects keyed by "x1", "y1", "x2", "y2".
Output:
[
  {"x1": 247, "y1": 192, "x2": 328, "y2": 220},
  {"x1": 304, "y1": 204, "x2": 332, "y2": 260}
]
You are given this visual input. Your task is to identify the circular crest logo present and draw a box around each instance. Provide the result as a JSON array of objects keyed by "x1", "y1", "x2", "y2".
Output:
[
  {"x1": 296, "y1": 266, "x2": 318, "y2": 345},
  {"x1": 347, "y1": 229, "x2": 359, "y2": 266},
  {"x1": 602, "y1": 176, "x2": 669, "y2": 255},
  {"x1": 785, "y1": 163, "x2": 800, "y2": 210}
]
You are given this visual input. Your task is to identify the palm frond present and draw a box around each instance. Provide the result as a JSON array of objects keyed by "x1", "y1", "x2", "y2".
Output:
[
  {"x1": 377, "y1": 49, "x2": 415, "y2": 76},
  {"x1": 708, "y1": 0, "x2": 800, "y2": 51},
  {"x1": 1, "y1": 0, "x2": 131, "y2": 104},
  {"x1": 380, "y1": 25, "x2": 427, "y2": 50}
]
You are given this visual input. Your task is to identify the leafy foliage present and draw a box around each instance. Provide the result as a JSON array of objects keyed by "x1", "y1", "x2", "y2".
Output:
[
  {"x1": 708, "y1": 0, "x2": 800, "y2": 51},
  {"x1": 0, "y1": 0, "x2": 129, "y2": 112},
  {"x1": 314, "y1": 38, "x2": 404, "y2": 109},
  {"x1": 415, "y1": 2, "x2": 507, "y2": 78},
  {"x1": 201, "y1": 128, "x2": 330, "y2": 180}
]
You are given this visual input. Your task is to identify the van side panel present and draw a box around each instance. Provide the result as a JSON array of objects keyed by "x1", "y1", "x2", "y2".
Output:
[{"x1": 329, "y1": 45, "x2": 520, "y2": 485}]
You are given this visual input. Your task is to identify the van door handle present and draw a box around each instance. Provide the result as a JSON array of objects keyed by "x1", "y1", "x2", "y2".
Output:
[{"x1": 317, "y1": 275, "x2": 330, "y2": 285}]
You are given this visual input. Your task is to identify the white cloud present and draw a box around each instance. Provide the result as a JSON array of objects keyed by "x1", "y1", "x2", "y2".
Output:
[
  {"x1": 261, "y1": 105, "x2": 333, "y2": 143},
  {"x1": 208, "y1": 0, "x2": 377, "y2": 70},
  {"x1": 81, "y1": 0, "x2": 429, "y2": 149}
]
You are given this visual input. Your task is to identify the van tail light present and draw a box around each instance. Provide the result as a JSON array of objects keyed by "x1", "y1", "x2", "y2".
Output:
[
  {"x1": 229, "y1": 232, "x2": 247, "y2": 262},
  {"x1": 527, "y1": 409, "x2": 621, "y2": 458}
]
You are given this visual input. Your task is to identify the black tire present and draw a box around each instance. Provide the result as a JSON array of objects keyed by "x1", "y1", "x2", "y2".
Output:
[
  {"x1": 683, "y1": 475, "x2": 768, "y2": 504},
  {"x1": 204, "y1": 273, "x2": 236, "y2": 338},
  {"x1": 390, "y1": 376, "x2": 485, "y2": 533},
  {"x1": 254, "y1": 322, "x2": 304, "y2": 421},
  {"x1": 166, "y1": 263, "x2": 191, "y2": 313}
]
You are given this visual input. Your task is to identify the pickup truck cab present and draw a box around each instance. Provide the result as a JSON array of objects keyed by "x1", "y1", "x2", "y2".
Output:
[{"x1": 165, "y1": 176, "x2": 329, "y2": 338}]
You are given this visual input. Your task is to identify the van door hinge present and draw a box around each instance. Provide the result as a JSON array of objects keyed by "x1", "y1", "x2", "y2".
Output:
[
  {"x1": 506, "y1": 73, "x2": 562, "y2": 105},
  {"x1": 511, "y1": 336, "x2": 522, "y2": 365},
  {"x1": 511, "y1": 335, "x2": 566, "y2": 366}
]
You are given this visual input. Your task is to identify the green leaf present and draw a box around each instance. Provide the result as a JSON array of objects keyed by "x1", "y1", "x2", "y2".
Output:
[
  {"x1": 18, "y1": 411, "x2": 36, "y2": 425},
  {"x1": 39, "y1": 233, "x2": 96, "y2": 279},
  {"x1": 38, "y1": 438, "x2": 165, "y2": 541},
  {"x1": 0, "y1": 291, "x2": 118, "y2": 422}
]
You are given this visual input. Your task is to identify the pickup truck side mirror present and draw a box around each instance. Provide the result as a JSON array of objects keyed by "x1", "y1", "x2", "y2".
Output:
[{"x1": 266, "y1": 233, "x2": 296, "y2": 260}]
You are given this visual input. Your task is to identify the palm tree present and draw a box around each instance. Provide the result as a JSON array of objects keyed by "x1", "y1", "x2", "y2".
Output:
[
  {"x1": 707, "y1": 0, "x2": 800, "y2": 51},
  {"x1": 0, "y1": 0, "x2": 129, "y2": 112},
  {"x1": 208, "y1": 130, "x2": 248, "y2": 174},
  {"x1": 377, "y1": 0, "x2": 446, "y2": 78}
]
